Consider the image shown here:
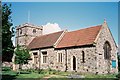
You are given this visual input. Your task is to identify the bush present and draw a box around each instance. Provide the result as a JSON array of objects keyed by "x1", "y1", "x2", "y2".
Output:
[
  {"x1": 2, "y1": 67, "x2": 11, "y2": 71},
  {"x1": 51, "y1": 69, "x2": 56, "y2": 74},
  {"x1": 38, "y1": 68, "x2": 59, "y2": 75},
  {"x1": 116, "y1": 72, "x2": 120, "y2": 79},
  {"x1": 38, "y1": 69, "x2": 43, "y2": 74},
  {"x1": 19, "y1": 71, "x2": 30, "y2": 74},
  {"x1": 118, "y1": 67, "x2": 120, "y2": 72},
  {"x1": 24, "y1": 68, "x2": 36, "y2": 73},
  {"x1": 2, "y1": 70, "x2": 18, "y2": 77},
  {"x1": 47, "y1": 68, "x2": 59, "y2": 75}
]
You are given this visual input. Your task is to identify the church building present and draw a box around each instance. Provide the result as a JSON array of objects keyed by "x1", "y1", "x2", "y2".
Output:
[{"x1": 15, "y1": 21, "x2": 118, "y2": 74}]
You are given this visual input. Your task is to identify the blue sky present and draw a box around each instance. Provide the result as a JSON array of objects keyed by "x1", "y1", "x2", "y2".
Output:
[
  {"x1": 3, "y1": 2, "x2": 118, "y2": 45},
  {"x1": 2, "y1": 0, "x2": 119, "y2": 2}
]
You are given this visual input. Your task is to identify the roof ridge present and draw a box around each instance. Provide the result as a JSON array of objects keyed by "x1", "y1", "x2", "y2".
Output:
[
  {"x1": 36, "y1": 30, "x2": 64, "y2": 38},
  {"x1": 68, "y1": 24, "x2": 102, "y2": 33}
]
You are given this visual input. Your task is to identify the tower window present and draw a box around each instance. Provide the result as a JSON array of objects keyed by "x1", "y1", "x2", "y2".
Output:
[
  {"x1": 20, "y1": 29, "x2": 22, "y2": 34},
  {"x1": 33, "y1": 29, "x2": 36, "y2": 33}
]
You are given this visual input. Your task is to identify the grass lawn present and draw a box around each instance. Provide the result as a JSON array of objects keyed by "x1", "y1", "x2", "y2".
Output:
[
  {"x1": 83, "y1": 73, "x2": 117, "y2": 78},
  {"x1": 16, "y1": 72, "x2": 47, "y2": 78},
  {"x1": 1, "y1": 67, "x2": 118, "y2": 79},
  {"x1": 47, "y1": 71, "x2": 118, "y2": 80}
]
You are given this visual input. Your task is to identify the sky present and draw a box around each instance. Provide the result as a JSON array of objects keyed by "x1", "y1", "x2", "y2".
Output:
[
  {"x1": 2, "y1": 2, "x2": 118, "y2": 45},
  {"x1": 43, "y1": 23, "x2": 61, "y2": 35},
  {"x1": 2, "y1": 0, "x2": 120, "y2": 2}
]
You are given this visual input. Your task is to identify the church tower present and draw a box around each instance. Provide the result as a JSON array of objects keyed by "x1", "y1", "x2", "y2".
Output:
[{"x1": 15, "y1": 23, "x2": 43, "y2": 47}]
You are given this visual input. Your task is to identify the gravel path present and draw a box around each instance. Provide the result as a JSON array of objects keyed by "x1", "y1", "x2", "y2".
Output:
[
  {"x1": 67, "y1": 74, "x2": 85, "y2": 78},
  {"x1": 41, "y1": 74, "x2": 85, "y2": 80}
]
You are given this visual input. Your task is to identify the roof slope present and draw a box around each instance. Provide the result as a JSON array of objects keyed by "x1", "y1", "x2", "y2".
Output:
[
  {"x1": 56, "y1": 25, "x2": 102, "y2": 48},
  {"x1": 28, "y1": 31, "x2": 64, "y2": 49}
]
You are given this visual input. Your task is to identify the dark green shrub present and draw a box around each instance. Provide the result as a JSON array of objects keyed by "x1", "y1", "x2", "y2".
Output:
[
  {"x1": 116, "y1": 72, "x2": 120, "y2": 79},
  {"x1": 26, "y1": 68, "x2": 36, "y2": 73},
  {"x1": 48, "y1": 67, "x2": 52, "y2": 71},
  {"x1": 118, "y1": 67, "x2": 120, "y2": 72},
  {"x1": 52, "y1": 69, "x2": 59, "y2": 74},
  {"x1": 19, "y1": 71, "x2": 30, "y2": 74},
  {"x1": 2, "y1": 67, "x2": 11, "y2": 71},
  {"x1": 38, "y1": 69, "x2": 43, "y2": 74}
]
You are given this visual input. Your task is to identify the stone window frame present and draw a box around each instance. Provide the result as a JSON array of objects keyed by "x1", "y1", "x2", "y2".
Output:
[
  {"x1": 81, "y1": 51, "x2": 85, "y2": 63},
  {"x1": 103, "y1": 41, "x2": 111, "y2": 60},
  {"x1": 71, "y1": 56, "x2": 78, "y2": 71},
  {"x1": 33, "y1": 52, "x2": 38, "y2": 64},
  {"x1": 41, "y1": 51, "x2": 47, "y2": 64},
  {"x1": 57, "y1": 53, "x2": 62, "y2": 63}
]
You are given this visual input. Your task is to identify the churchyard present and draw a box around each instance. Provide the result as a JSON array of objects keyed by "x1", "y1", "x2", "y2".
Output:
[{"x1": 1, "y1": 66, "x2": 119, "y2": 79}]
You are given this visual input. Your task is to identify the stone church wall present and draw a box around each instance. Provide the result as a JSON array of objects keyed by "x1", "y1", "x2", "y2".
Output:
[
  {"x1": 95, "y1": 23, "x2": 118, "y2": 74},
  {"x1": 65, "y1": 47, "x2": 97, "y2": 73},
  {"x1": 29, "y1": 48, "x2": 66, "y2": 71},
  {"x1": 29, "y1": 47, "x2": 97, "y2": 73}
]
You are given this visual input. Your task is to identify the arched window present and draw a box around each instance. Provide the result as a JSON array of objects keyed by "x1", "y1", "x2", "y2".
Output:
[{"x1": 103, "y1": 41, "x2": 111, "y2": 60}]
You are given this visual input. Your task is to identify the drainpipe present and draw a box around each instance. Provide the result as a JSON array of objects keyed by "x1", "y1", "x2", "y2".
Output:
[{"x1": 65, "y1": 48, "x2": 67, "y2": 72}]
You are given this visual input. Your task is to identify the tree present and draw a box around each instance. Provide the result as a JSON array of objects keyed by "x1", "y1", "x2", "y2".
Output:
[
  {"x1": 2, "y1": 4, "x2": 14, "y2": 62},
  {"x1": 14, "y1": 45, "x2": 30, "y2": 70}
]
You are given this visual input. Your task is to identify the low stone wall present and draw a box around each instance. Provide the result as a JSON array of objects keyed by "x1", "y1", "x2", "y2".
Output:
[
  {"x1": 2, "y1": 62, "x2": 13, "y2": 68},
  {"x1": 22, "y1": 63, "x2": 35, "y2": 70},
  {"x1": 13, "y1": 61, "x2": 35, "y2": 70}
]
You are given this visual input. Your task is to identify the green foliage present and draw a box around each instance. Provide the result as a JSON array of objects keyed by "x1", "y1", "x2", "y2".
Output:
[
  {"x1": 2, "y1": 67, "x2": 11, "y2": 71},
  {"x1": 2, "y1": 70, "x2": 17, "y2": 76},
  {"x1": 18, "y1": 71, "x2": 30, "y2": 74},
  {"x1": 14, "y1": 45, "x2": 30, "y2": 65},
  {"x1": 38, "y1": 69, "x2": 43, "y2": 74},
  {"x1": 2, "y1": 3, "x2": 14, "y2": 62},
  {"x1": 116, "y1": 72, "x2": 120, "y2": 79},
  {"x1": 24, "y1": 68, "x2": 39, "y2": 73}
]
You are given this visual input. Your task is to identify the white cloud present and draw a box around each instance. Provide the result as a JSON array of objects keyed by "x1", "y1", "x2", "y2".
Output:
[{"x1": 43, "y1": 23, "x2": 62, "y2": 35}]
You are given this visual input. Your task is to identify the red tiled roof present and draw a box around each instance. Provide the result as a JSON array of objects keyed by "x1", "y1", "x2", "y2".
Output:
[
  {"x1": 56, "y1": 25, "x2": 102, "y2": 48},
  {"x1": 28, "y1": 31, "x2": 64, "y2": 49}
]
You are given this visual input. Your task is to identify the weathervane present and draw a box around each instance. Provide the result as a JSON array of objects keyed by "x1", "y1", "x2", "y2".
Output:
[
  {"x1": 28, "y1": 10, "x2": 30, "y2": 23},
  {"x1": 104, "y1": 18, "x2": 106, "y2": 23}
]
